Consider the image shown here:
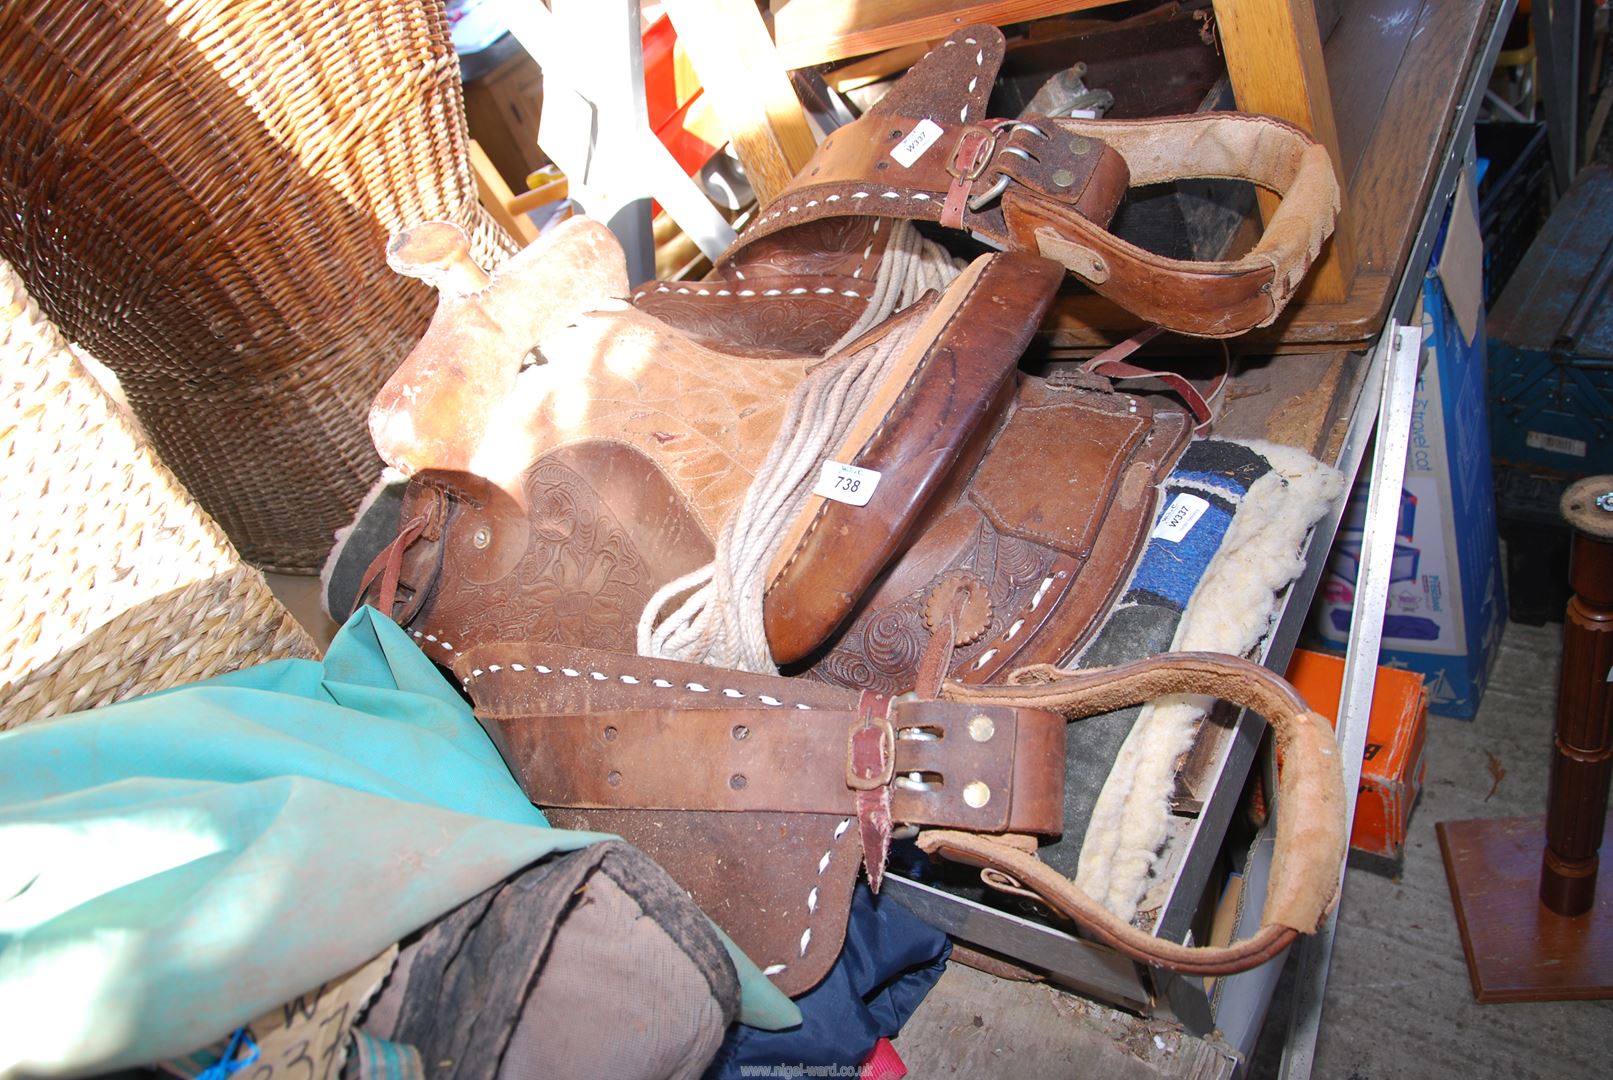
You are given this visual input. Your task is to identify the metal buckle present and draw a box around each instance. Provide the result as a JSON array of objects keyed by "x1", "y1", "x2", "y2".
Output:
[{"x1": 964, "y1": 121, "x2": 1051, "y2": 212}]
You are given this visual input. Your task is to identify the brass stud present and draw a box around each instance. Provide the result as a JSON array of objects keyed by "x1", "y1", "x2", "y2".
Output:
[
  {"x1": 968, "y1": 715, "x2": 996, "y2": 742},
  {"x1": 1069, "y1": 136, "x2": 1091, "y2": 155},
  {"x1": 964, "y1": 781, "x2": 991, "y2": 808},
  {"x1": 1052, "y1": 168, "x2": 1075, "y2": 188}
]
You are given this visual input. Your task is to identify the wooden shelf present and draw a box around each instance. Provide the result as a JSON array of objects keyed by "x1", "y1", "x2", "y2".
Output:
[{"x1": 1043, "y1": 0, "x2": 1503, "y2": 351}]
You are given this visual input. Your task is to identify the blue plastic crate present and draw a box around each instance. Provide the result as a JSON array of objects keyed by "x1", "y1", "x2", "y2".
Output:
[{"x1": 1487, "y1": 166, "x2": 1613, "y2": 477}]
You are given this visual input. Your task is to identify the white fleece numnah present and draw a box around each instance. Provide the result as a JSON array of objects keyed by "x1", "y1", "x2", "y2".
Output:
[{"x1": 1074, "y1": 440, "x2": 1344, "y2": 921}]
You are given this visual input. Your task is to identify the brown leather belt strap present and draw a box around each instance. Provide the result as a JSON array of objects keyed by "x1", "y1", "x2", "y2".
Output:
[
  {"x1": 728, "y1": 108, "x2": 1336, "y2": 339},
  {"x1": 457, "y1": 641, "x2": 1066, "y2": 834},
  {"x1": 916, "y1": 651, "x2": 1348, "y2": 973}
]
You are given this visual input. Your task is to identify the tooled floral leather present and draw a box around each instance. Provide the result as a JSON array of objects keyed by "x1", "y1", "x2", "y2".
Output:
[
  {"x1": 797, "y1": 378, "x2": 1192, "y2": 694},
  {"x1": 380, "y1": 441, "x2": 715, "y2": 661}
]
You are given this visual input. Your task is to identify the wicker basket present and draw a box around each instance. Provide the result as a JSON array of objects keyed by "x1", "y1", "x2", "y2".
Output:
[
  {"x1": 0, "y1": 0, "x2": 512, "y2": 573},
  {"x1": 0, "y1": 256, "x2": 319, "y2": 731}
]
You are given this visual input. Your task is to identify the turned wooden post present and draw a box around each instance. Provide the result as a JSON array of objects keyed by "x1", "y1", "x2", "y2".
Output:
[
  {"x1": 1545, "y1": 478, "x2": 1613, "y2": 915},
  {"x1": 1437, "y1": 475, "x2": 1613, "y2": 1002}
]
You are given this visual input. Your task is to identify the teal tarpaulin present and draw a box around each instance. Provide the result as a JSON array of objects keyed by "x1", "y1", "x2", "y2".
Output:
[{"x1": 0, "y1": 608, "x2": 798, "y2": 1077}]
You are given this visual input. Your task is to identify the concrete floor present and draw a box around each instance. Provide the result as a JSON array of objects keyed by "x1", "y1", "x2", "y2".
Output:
[
  {"x1": 895, "y1": 619, "x2": 1613, "y2": 1078},
  {"x1": 1248, "y1": 620, "x2": 1613, "y2": 1078}
]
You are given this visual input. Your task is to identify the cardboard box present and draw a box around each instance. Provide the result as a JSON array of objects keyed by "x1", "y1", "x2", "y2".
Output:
[
  {"x1": 1286, "y1": 649, "x2": 1429, "y2": 862},
  {"x1": 1309, "y1": 156, "x2": 1508, "y2": 718}
]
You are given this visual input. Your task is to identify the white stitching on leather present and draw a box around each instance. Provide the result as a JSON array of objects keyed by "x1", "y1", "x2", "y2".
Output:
[
  {"x1": 972, "y1": 648, "x2": 999, "y2": 670},
  {"x1": 463, "y1": 660, "x2": 822, "y2": 711},
  {"x1": 1005, "y1": 619, "x2": 1025, "y2": 641},
  {"x1": 1029, "y1": 575, "x2": 1055, "y2": 611}
]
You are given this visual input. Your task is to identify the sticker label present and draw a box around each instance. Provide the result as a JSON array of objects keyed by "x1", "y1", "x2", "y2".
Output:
[
  {"x1": 813, "y1": 460, "x2": 881, "y2": 507},
  {"x1": 890, "y1": 118, "x2": 944, "y2": 168},
  {"x1": 1152, "y1": 493, "x2": 1210, "y2": 542},
  {"x1": 1526, "y1": 430, "x2": 1587, "y2": 458}
]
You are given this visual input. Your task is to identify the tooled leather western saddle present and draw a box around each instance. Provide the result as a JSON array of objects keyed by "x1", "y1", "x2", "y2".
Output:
[{"x1": 352, "y1": 25, "x2": 1349, "y2": 997}]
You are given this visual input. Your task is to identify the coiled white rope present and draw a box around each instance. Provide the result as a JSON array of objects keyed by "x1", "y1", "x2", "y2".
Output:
[{"x1": 638, "y1": 221, "x2": 964, "y2": 672}]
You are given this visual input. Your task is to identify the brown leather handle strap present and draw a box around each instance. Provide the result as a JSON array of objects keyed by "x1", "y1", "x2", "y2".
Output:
[
  {"x1": 1032, "y1": 113, "x2": 1340, "y2": 337},
  {"x1": 926, "y1": 651, "x2": 1347, "y2": 971},
  {"x1": 916, "y1": 830, "x2": 1296, "y2": 975}
]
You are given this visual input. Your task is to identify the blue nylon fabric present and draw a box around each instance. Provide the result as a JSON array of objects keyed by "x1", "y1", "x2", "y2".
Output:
[
  {"x1": 706, "y1": 884, "x2": 950, "y2": 1077},
  {"x1": 0, "y1": 608, "x2": 798, "y2": 1078}
]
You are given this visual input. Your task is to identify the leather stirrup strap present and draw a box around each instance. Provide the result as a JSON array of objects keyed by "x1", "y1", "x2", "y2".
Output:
[
  {"x1": 917, "y1": 651, "x2": 1349, "y2": 974},
  {"x1": 1080, "y1": 327, "x2": 1228, "y2": 434},
  {"x1": 354, "y1": 511, "x2": 430, "y2": 620}
]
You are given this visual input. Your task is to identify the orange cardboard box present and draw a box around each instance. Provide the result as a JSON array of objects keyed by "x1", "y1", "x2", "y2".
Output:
[{"x1": 1285, "y1": 648, "x2": 1429, "y2": 861}]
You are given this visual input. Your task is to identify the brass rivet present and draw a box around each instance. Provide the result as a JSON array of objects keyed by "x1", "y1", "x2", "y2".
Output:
[
  {"x1": 964, "y1": 781, "x2": 991, "y2": 808},
  {"x1": 472, "y1": 526, "x2": 491, "y2": 549},
  {"x1": 607, "y1": 770, "x2": 622, "y2": 787},
  {"x1": 1052, "y1": 168, "x2": 1075, "y2": 188},
  {"x1": 1069, "y1": 136, "x2": 1091, "y2": 155},
  {"x1": 968, "y1": 715, "x2": 995, "y2": 742}
]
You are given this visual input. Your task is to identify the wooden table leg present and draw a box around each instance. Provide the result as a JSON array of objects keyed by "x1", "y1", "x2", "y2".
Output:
[{"x1": 1437, "y1": 475, "x2": 1613, "y2": 1002}]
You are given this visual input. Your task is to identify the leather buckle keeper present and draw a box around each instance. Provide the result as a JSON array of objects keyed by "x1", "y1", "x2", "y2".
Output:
[
  {"x1": 941, "y1": 126, "x2": 996, "y2": 229},
  {"x1": 845, "y1": 695, "x2": 896, "y2": 790},
  {"x1": 847, "y1": 691, "x2": 896, "y2": 892}
]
